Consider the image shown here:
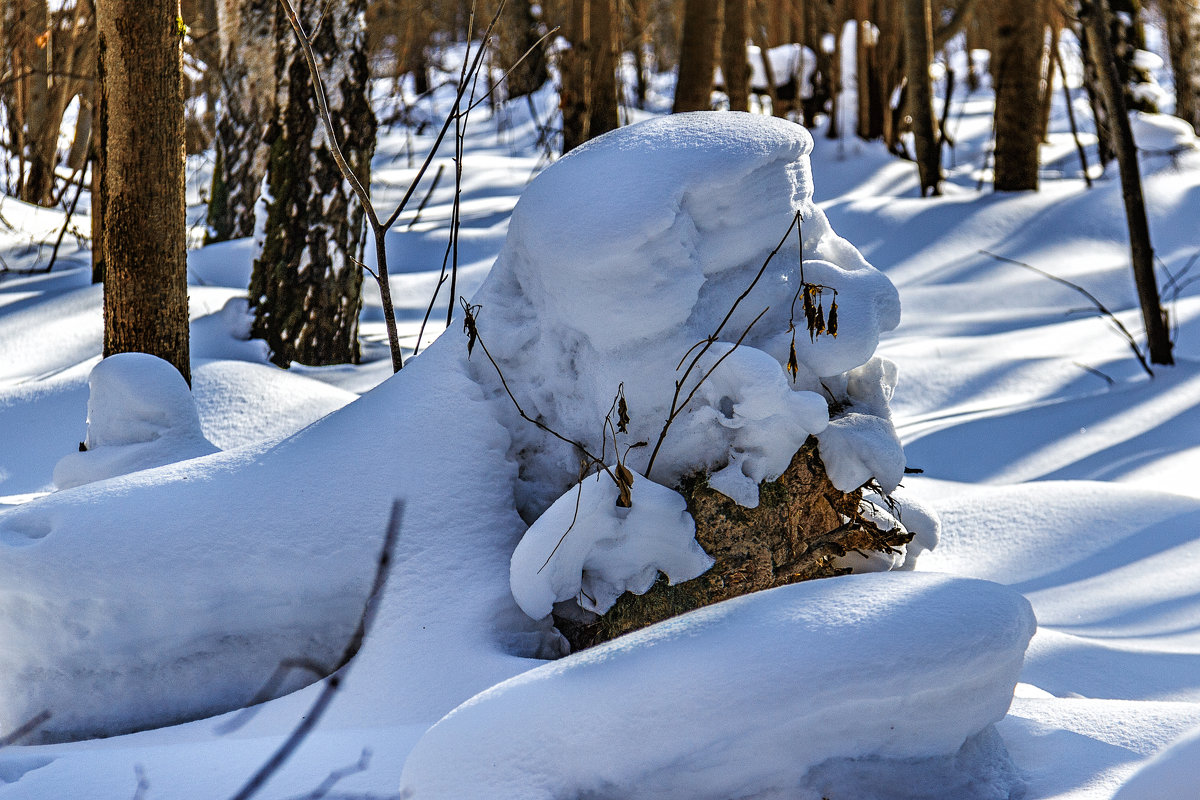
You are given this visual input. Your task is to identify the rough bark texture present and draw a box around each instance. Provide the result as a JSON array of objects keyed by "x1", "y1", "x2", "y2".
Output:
[
  {"x1": 904, "y1": 0, "x2": 941, "y2": 194},
  {"x1": 97, "y1": 0, "x2": 191, "y2": 384},
  {"x1": 555, "y1": 438, "x2": 913, "y2": 651},
  {"x1": 1164, "y1": 0, "x2": 1200, "y2": 131},
  {"x1": 673, "y1": 0, "x2": 721, "y2": 112},
  {"x1": 992, "y1": 0, "x2": 1044, "y2": 191},
  {"x1": 206, "y1": 0, "x2": 278, "y2": 243},
  {"x1": 248, "y1": 0, "x2": 376, "y2": 368},
  {"x1": 722, "y1": 0, "x2": 750, "y2": 111}
]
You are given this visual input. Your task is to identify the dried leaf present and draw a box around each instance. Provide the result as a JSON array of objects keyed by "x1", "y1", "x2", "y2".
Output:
[
  {"x1": 615, "y1": 462, "x2": 634, "y2": 508},
  {"x1": 787, "y1": 340, "x2": 799, "y2": 382},
  {"x1": 828, "y1": 300, "x2": 838, "y2": 337},
  {"x1": 617, "y1": 395, "x2": 630, "y2": 434},
  {"x1": 816, "y1": 300, "x2": 825, "y2": 335},
  {"x1": 461, "y1": 303, "x2": 480, "y2": 357}
]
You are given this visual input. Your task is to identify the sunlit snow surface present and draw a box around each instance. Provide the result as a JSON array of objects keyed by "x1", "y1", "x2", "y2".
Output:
[{"x1": 0, "y1": 39, "x2": 1199, "y2": 798}]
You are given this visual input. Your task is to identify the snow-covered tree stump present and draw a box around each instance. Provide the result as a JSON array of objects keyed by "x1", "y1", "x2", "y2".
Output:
[{"x1": 554, "y1": 438, "x2": 913, "y2": 650}]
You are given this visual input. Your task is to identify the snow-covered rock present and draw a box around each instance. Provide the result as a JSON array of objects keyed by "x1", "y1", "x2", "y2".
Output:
[
  {"x1": 510, "y1": 469, "x2": 712, "y2": 619},
  {"x1": 52, "y1": 353, "x2": 220, "y2": 489},
  {"x1": 399, "y1": 572, "x2": 1036, "y2": 800}
]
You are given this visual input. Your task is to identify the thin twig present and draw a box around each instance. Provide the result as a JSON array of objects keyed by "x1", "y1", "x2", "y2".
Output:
[
  {"x1": 224, "y1": 501, "x2": 404, "y2": 800},
  {"x1": 0, "y1": 710, "x2": 51, "y2": 749},
  {"x1": 291, "y1": 748, "x2": 371, "y2": 800},
  {"x1": 644, "y1": 212, "x2": 801, "y2": 477},
  {"x1": 459, "y1": 298, "x2": 615, "y2": 484},
  {"x1": 979, "y1": 249, "x2": 1153, "y2": 377},
  {"x1": 406, "y1": 162, "x2": 446, "y2": 230},
  {"x1": 45, "y1": 163, "x2": 89, "y2": 273}
]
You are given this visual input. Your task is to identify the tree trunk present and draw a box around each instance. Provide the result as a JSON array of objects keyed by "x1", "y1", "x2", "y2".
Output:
[
  {"x1": 91, "y1": 79, "x2": 105, "y2": 284},
  {"x1": 9, "y1": 0, "x2": 95, "y2": 207},
  {"x1": 904, "y1": 0, "x2": 940, "y2": 195},
  {"x1": 589, "y1": 0, "x2": 619, "y2": 136},
  {"x1": 206, "y1": 0, "x2": 278, "y2": 243},
  {"x1": 1163, "y1": 0, "x2": 1200, "y2": 132},
  {"x1": 673, "y1": 0, "x2": 721, "y2": 112},
  {"x1": 1079, "y1": 0, "x2": 1173, "y2": 366},
  {"x1": 555, "y1": 439, "x2": 914, "y2": 651},
  {"x1": 722, "y1": 0, "x2": 750, "y2": 111},
  {"x1": 249, "y1": 0, "x2": 376, "y2": 368},
  {"x1": 855, "y1": 0, "x2": 871, "y2": 139},
  {"x1": 97, "y1": 0, "x2": 191, "y2": 384},
  {"x1": 499, "y1": 0, "x2": 548, "y2": 100},
  {"x1": 992, "y1": 0, "x2": 1044, "y2": 191},
  {"x1": 560, "y1": 0, "x2": 591, "y2": 151}
]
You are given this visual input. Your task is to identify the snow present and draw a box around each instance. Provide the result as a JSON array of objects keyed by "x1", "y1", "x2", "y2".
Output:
[
  {"x1": 52, "y1": 353, "x2": 219, "y2": 489},
  {"x1": 1130, "y1": 110, "x2": 1198, "y2": 153},
  {"x1": 400, "y1": 572, "x2": 1035, "y2": 800},
  {"x1": 1112, "y1": 724, "x2": 1200, "y2": 800},
  {"x1": 468, "y1": 111, "x2": 903, "y2": 517},
  {"x1": 509, "y1": 469, "x2": 712, "y2": 619},
  {"x1": 1, "y1": 31, "x2": 1200, "y2": 800}
]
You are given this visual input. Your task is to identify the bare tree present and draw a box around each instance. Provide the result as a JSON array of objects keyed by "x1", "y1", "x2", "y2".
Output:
[
  {"x1": 96, "y1": 0, "x2": 191, "y2": 383},
  {"x1": 904, "y1": 0, "x2": 941, "y2": 195},
  {"x1": 992, "y1": 0, "x2": 1046, "y2": 190},
  {"x1": 205, "y1": 0, "x2": 279, "y2": 243},
  {"x1": 722, "y1": 0, "x2": 750, "y2": 111},
  {"x1": 557, "y1": 0, "x2": 617, "y2": 153},
  {"x1": 1163, "y1": 0, "x2": 1200, "y2": 131},
  {"x1": 248, "y1": 0, "x2": 376, "y2": 368},
  {"x1": 673, "y1": 0, "x2": 721, "y2": 112},
  {"x1": 1079, "y1": 0, "x2": 1173, "y2": 366}
]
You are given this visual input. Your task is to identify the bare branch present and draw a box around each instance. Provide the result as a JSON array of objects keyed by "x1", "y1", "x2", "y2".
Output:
[
  {"x1": 979, "y1": 249, "x2": 1153, "y2": 377},
  {"x1": 224, "y1": 501, "x2": 404, "y2": 800}
]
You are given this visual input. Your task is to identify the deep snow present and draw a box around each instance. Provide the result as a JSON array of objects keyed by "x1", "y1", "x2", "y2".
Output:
[{"x1": 0, "y1": 36, "x2": 1199, "y2": 800}]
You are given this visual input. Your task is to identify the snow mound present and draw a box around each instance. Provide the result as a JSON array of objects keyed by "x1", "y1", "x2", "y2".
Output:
[
  {"x1": 192, "y1": 359, "x2": 357, "y2": 450},
  {"x1": 510, "y1": 469, "x2": 713, "y2": 619},
  {"x1": 469, "y1": 112, "x2": 903, "y2": 517},
  {"x1": 1130, "y1": 111, "x2": 1197, "y2": 153},
  {"x1": 398, "y1": 572, "x2": 1036, "y2": 800},
  {"x1": 1112, "y1": 723, "x2": 1200, "y2": 800},
  {"x1": 52, "y1": 353, "x2": 219, "y2": 490},
  {"x1": 693, "y1": 343, "x2": 829, "y2": 506}
]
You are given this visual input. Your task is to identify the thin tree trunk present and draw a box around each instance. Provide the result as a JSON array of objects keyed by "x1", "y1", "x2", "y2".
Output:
[
  {"x1": 1079, "y1": 0, "x2": 1172, "y2": 366},
  {"x1": 1163, "y1": 0, "x2": 1200, "y2": 131},
  {"x1": 723, "y1": 0, "x2": 750, "y2": 111},
  {"x1": 992, "y1": 0, "x2": 1044, "y2": 191},
  {"x1": 499, "y1": 0, "x2": 548, "y2": 99},
  {"x1": 589, "y1": 0, "x2": 618, "y2": 136},
  {"x1": 560, "y1": 0, "x2": 590, "y2": 150},
  {"x1": 904, "y1": 0, "x2": 940, "y2": 195},
  {"x1": 97, "y1": 0, "x2": 191, "y2": 383},
  {"x1": 674, "y1": 0, "x2": 721, "y2": 112}
]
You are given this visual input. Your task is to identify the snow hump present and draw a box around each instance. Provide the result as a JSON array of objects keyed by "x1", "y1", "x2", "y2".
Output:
[
  {"x1": 399, "y1": 572, "x2": 1036, "y2": 800},
  {"x1": 468, "y1": 112, "x2": 902, "y2": 517}
]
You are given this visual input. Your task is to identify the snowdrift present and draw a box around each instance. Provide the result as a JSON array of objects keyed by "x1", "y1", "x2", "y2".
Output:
[{"x1": 2, "y1": 114, "x2": 946, "y2": 763}]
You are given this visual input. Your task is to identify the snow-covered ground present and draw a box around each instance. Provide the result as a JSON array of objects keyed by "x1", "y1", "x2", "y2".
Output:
[{"x1": 2, "y1": 41, "x2": 1200, "y2": 798}]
